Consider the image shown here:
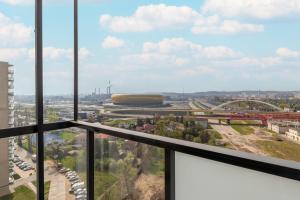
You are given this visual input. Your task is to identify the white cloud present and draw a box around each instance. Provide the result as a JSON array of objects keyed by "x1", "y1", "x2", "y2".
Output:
[
  {"x1": 79, "y1": 48, "x2": 92, "y2": 60},
  {"x1": 100, "y1": 4, "x2": 199, "y2": 32},
  {"x1": 276, "y1": 48, "x2": 300, "y2": 58},
  {"x1": 142, "y1": 38, "x2": 239, "y2": 59},
  {"x1": 192, "y1": 15, "x2": 264, "y2": 34},
  {"x1": 102, "y1": 36, "x2": 125, "y2": 49},
  {"x1": 100, "y1": 4, "x2": 263, "y2": 35},
  {"x1": 0, "y1": 48, "x2": 29, "y2": 60},
  {"x1": 43, "y1": 47, "x2": 91, "y2": 60},
  {"x1": 0, "y1": 47, "x2": 90, "y2": 62},
  {"x1": 202, "y1": 0, "x2": 300, "y2": 19},
  {"x1": 0, "y1": 12, "x2": 33, "y2": 46}
]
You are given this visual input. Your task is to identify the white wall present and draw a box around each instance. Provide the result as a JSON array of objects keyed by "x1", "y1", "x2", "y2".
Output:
[{"x1": 175, "y1": 152, "x2": 300, "y2": 200}]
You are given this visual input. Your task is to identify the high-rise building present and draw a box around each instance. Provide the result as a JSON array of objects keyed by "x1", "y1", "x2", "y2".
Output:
[{"x1": 0, "y1": 61, "x2": 15, "y2": 196}]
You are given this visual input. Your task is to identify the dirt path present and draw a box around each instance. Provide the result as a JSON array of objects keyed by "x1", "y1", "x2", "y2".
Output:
[{"x1": 209, "y1": 119, "x2": 267, "y2": 155}]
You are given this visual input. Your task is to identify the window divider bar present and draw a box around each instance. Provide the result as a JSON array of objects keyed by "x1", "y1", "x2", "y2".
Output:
[
  {"x1": 74, "y1": 0, "x2": 78, "y2": 121},
  {"x1": 35, "y1": 0, "x2": 44, "y2": 198},
  {"x1": 87, "y1": 129, "x2": 95, "y2": 200},
  {"x1": 165, "y1": 149, "x2": 175, "y2": 200}
]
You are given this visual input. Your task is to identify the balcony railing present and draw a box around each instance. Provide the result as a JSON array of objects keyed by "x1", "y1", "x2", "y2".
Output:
[{"x1": 1, "y1": 121, "x2": 300, "y2": 200}]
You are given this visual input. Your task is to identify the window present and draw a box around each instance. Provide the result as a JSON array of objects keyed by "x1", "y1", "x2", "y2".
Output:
[{"x1": 78, "y1": 0, "x2": 300, "y2": 164}]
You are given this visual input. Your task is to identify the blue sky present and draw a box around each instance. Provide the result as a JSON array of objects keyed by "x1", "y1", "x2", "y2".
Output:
[{"x1": 1, "y1": 0, "x2": 300, "y2": 95}]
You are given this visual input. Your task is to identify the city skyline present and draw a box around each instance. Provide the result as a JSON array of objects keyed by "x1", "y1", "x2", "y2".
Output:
[{"x1": 1, "y1": 0, "x2": 300, "y2": 95}]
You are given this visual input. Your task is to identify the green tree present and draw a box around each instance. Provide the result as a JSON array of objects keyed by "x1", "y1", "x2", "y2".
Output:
[{"x1": 47, "y1": 108, "x2": 59, "y2": 123}]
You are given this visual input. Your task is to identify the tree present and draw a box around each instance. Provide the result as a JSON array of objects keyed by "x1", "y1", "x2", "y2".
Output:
[
  {"x1": 47, "y1": 108, "x2": 59, "y2": 123},
  {"x1": 117, "y1": 152, "x2": 138, "y2": 199},
  {"x1": 47, "y1": 142, "x2": 64, "y2": 166}
]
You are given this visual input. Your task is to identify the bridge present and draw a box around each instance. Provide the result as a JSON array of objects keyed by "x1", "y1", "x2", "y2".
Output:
[
  {"x1": 211, "y1": 99, "x2": 283, "y2": 111},
  {"x1": 192, "y1": 113, "x2": 300, "y2": 126}
]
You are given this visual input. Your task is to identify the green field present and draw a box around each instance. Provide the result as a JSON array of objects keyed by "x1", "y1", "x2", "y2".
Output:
[
  {"x1": 0, "y1": 186, "x2": 35, "y2": 200},
  {"x1": 230, "y1": 120, "x2": 260, "y2": 125},
  {"x1": 231, "y1": 124, "x2": 255, "y2": 135},
  {"x1": 59, "y1": 131, "x2": 75, "y2": 142},
  {"x1": 256, "y1": 140, "x2": 300, "y2": 162},
  {"x1": 32, "y1": 181, "x2": 50, "y2": 200}
]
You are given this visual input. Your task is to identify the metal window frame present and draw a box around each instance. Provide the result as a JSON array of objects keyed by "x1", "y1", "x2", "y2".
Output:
[{"x1": 0, "y1": 0, "x2": 299, "y2": 200}]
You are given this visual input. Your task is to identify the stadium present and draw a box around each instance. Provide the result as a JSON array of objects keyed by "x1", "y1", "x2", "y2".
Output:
[{"x1": 111, "y1": 94, "x2": 164, "y2": 106}]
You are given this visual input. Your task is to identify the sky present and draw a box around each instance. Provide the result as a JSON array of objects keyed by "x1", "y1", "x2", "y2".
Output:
[{"x1": 1, "y1": 0, "x2": 300, "y2": 95}]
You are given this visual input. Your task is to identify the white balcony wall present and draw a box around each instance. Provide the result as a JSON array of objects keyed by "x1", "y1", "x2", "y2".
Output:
[{"x1": 175, "y1": 152, "x2": 300, "y2": 200}]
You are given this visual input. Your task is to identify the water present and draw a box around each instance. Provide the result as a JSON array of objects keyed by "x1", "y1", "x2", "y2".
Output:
[{"x1": 31, "y1": 131, "x2": 64, "y2": 145}]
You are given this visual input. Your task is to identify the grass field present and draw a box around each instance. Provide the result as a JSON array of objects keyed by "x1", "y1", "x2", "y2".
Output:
[
  {"x1": 32, "y1": 181, "x2": 50, "y2": 200},
  {"x1": 256, "y1": 140, "x2": 300, "y2": 162},
  {"x1": 231, "y1": 124, "x2": 255, "y2": 135},
  {"x1": 0, "y1": 186, "x2": 35, "y2": 200},
  {"x1": 230, "y1": 120, "x2": 261, "y2": 125},
  {"x1": 59, "y1": 132, "x2": 75, "y2": 142}
]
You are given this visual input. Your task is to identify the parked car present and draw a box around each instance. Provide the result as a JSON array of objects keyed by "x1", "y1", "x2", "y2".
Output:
[
  {"x1": 69, "y1": 176, "x2": 79, "y2": 182},
  {"x1": 74, "y1": 189, "x2": 86, "y2": 196},
  {"x1": 32, "y1": 154, "x2": 37, "y2": 162},
  {"x1": 75, "y1": 194, "x2": 87, "y2": 200},
  {"x1": 67, "y1": 174, "x2": 76, "y2": 179},
  {"x1": 9, "y1": 177, "x2": 14, "y2": 185},
  {"x1": 71, "y1": 185, "x2": 84, "y2": 192},
  {"x1": 72, "y1": 182, "x2": 84, "y2": 188},
  {"x1": 16, "y1": 161, "x2": 24, "y2": 166},
  {"x1": 59, "y1": 167, "x2": 68, "y2": 173},
  {"x1": 13, "y1": 157, "x2": 20, "y2": 163}
]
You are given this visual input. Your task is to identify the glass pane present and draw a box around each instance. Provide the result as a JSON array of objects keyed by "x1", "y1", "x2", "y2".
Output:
[
  {"x1": 43, "y1": 0, "x2": 74, "y2": 123},
  {"x1": 0, "y1": 134, "x2": 37, "y2": 199},
  {"x1": 78, "y1": 0, "x2": 300, "y2": 164},
  {"x1": 94, "y1": 133, "x2": 165, "y2": 199},
  {"x1": 0, "y1": 0, "x2": 35, "y2": 129},
  {"x1": 44, "y1": 128, "x2": 86, "y2": 200},
  {"x1": 175, "y1": 151, "x2": 300, "y2": 200}
]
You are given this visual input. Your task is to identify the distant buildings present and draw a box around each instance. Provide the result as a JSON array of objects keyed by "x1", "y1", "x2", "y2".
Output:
[
  {"x1": 267, "y1": 120, "x2": 290, "y2": 134},
  {"x1": 267, "y1": 120, "x2": 300, "y2": 143},
  {"x1": 0, "y1": 62, "x2": 15, "y2": 196},
  {"x1": 285, "y1": 128, "x2": 300, "y2": 142}
]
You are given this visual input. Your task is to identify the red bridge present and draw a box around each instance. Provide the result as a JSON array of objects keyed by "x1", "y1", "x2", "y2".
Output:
[{"x1": 196, "y1": 112, "x2": 300, "y2": 125}]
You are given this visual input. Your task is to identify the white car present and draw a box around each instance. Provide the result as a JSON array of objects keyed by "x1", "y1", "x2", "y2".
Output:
[
  {"x1": 9, "y1": 177, "x2": 14, "y2": 185},
  {"x1": 74, "y1": 188, "x2": 86, "y2": 195}
]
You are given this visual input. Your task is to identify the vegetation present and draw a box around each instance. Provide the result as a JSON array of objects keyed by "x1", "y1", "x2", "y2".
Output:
[
  {"x1": 256, "y1": 140, "x2": 300, "y2": 162},
  {"x1": 13, "y1": 173, "x2": 21, "y2": 180},
  {"x1": 104, "y1": 119, "x2": 137, "y2": 127},
  {"x1": 44, "y1": 181, "x2": 51, "y2": 200},
  {"x1": 47, "y1": 108, "x2": 59, "y2": 123},
  {"x1": 232, "y1": 125, "x2": 254, "y2": 135},
  {"x1": 58, "y1": 131, "x2": 75, "y2": 143},
  {"x1": 94, "y1": 171, "x2": 119, "y2": 198},
  {"x1": 0, "y1": 186, "x2": 35, "y2": 200},
  {"x1": 32, "y1": 181, "x2": 51, "y2": 200},
  {"x1": 22, "y1": 136, "x2": 36, "y2": 154}
]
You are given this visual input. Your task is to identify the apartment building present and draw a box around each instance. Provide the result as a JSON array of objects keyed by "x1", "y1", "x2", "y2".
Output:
[
  {"x1": 267, "y1": 120, "x2": 290, "y2": 134},
  {"x1": 0, "y1": 61, "x2": 14, "y2": 196},
  {"x1": 285, "y1": 128, "x2": 300, "y2": 142}
]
